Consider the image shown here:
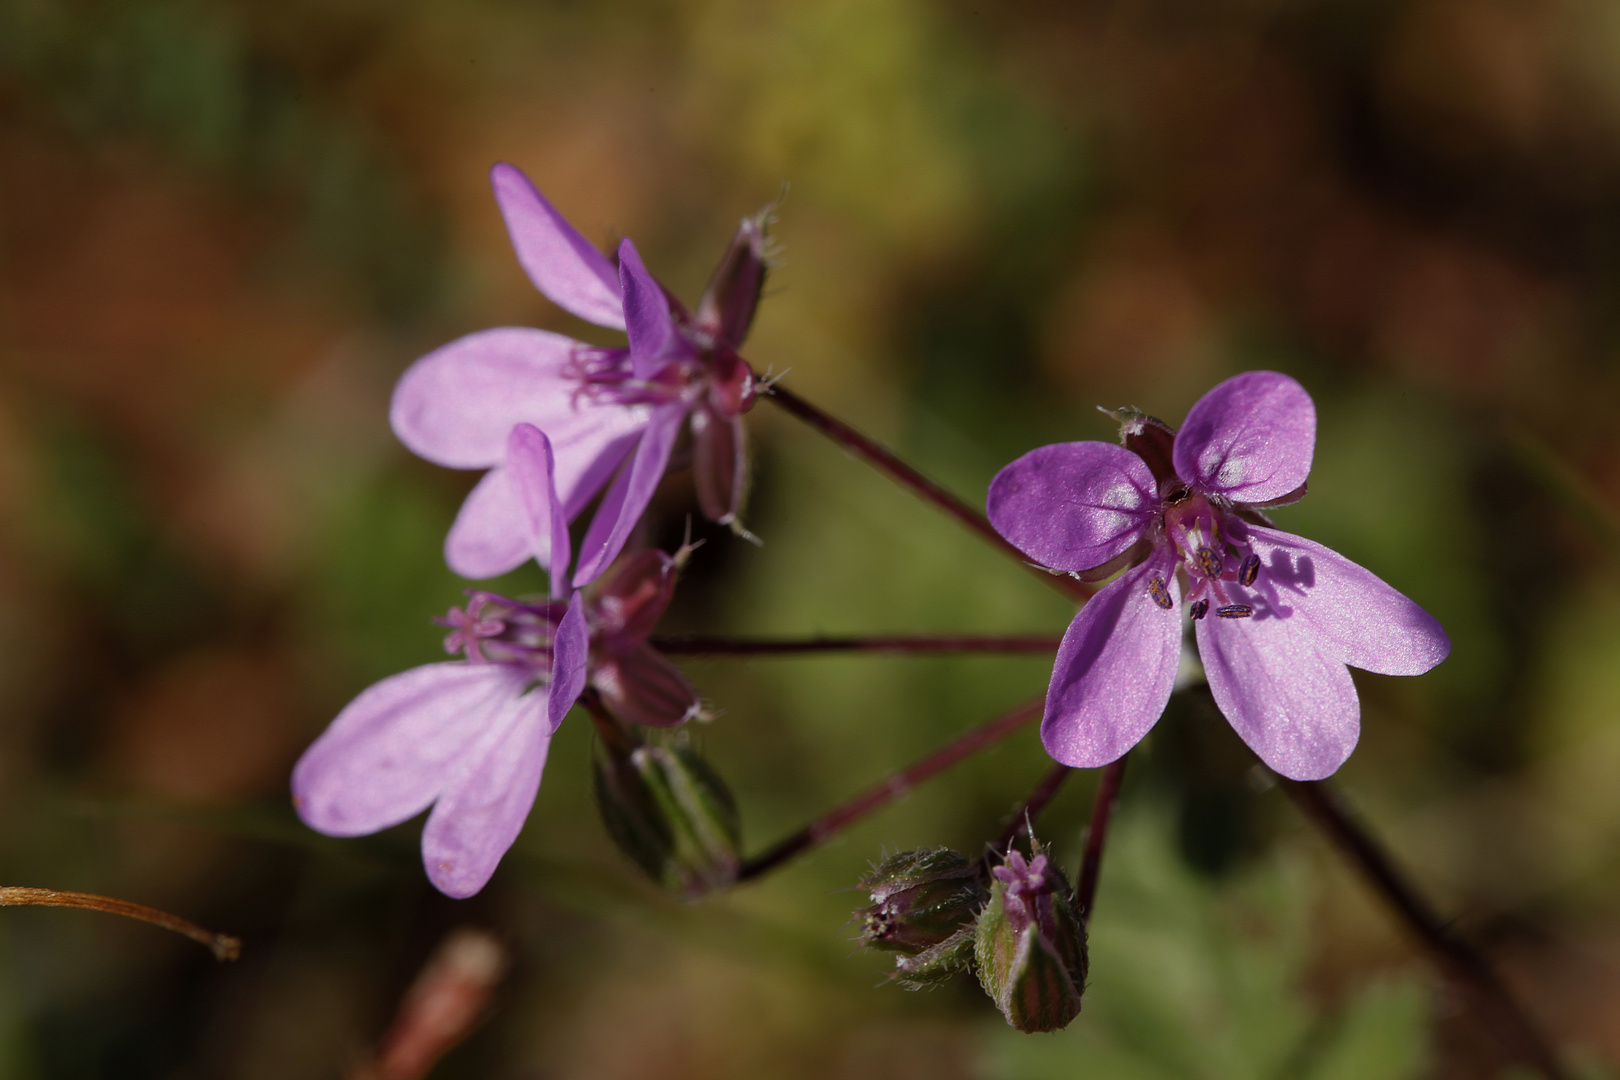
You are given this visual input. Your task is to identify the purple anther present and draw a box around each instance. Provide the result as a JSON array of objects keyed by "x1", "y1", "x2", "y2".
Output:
[
  {"x1": 1215, "y1": 604, "x2": 1254, "y2": 619},
  {"x1": 1196, "y1": 546, "x2": 1224, "y2": 579},
  {"x1": 1146, "y1": 575, "x2": 1174, "y2": 610},
  {"x1": 1238, "y1": 553, "x2": 1260, "y2": 587},
  {"x1": 1190, "y1": 598, "x2": 1209, "y2": 620}
]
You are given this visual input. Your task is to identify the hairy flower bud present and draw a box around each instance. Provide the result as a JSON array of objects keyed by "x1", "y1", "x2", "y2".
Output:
[
  {"x1": 856, "y1": 848, "x2": 988, "y2": 990},
  {"x1": 974, "y1": 848, "x2": 1088, "y2": 1033},
  {"x1": 857, "y1": 849, "x2": 987, "y2": 954},
  {"x1": 593, "y1": 736, "x2": 741, "y2": 898}
]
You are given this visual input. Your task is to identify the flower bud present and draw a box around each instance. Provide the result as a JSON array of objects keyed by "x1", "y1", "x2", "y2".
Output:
[
  {"x1": 973, "y1": 848, "x2": 1088, "y2": 1033},
  {"x1": 857, "y1": 848, "x2": 987, "y2": 954},
  {"x1": 593, "y1": 736, "x2": 741, "y2": 898}
]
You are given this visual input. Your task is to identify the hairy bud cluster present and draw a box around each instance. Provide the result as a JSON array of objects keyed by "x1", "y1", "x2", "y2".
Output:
[
  {"x1": 856, "y1": 849, "x2": 987, "y2": 989},
  {"x1": 851, "y1": 841, "x2": 1089, "y2": 1028}
]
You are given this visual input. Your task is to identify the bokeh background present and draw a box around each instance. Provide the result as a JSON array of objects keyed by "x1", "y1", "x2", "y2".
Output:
[{"x1": 1, "y1": 0, "x2": 1619, "y2": 1075}]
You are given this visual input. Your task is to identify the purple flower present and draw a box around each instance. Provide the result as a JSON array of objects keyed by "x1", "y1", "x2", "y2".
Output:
[
  {"x1": 293, "y1": 416, "x2": 702, "y2": 897},
  {"x1": 292, "y1": 589, "x2": 590, "y2": 898},
  {"x1": 389, "y1": 162, "x2": 767, "y2": 589},
  {"x1": 987, "y1": 371, "x2": 1450, "y2": 781}
]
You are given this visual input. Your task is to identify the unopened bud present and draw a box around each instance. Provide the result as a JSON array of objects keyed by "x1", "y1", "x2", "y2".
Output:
[
  {"x1": 857, "y1": 848, "x2": 987, "y2": 954},
  {"x1": 856, "y1": 848, "x2": 988, "y2": 990},
  {"x1": 974, "y1": 847, "x2": 1088, "y2": 1033},
  {"x1": 593, "y1": 736, "x2": 740, "y2": 898}
]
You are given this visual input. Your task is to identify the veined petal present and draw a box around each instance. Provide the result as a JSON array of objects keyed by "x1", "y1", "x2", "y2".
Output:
[
  {"x1": 572, "y1": 403, "x2": 686, "y2": 587},
  {"x1": 1041, "y1": 556, "x2": 1182, "y2": 768},
  {"x1": 490, "y1": 162, "x2": 625, "y2": 330},
  {"x1": 987, "y1": 442, "x2": 1157, "y2": 573},
  {"x1": 1244, "y1": 526, "x2": 1450, "y2": 676},
  {"x1": 1196, "y1": 612, "x2": 1359, "y2": 781},
  {"x1": 1173, "y1": 371, "x2": 1315, "y2": 504},
  {"x1": 446, "y1": 467, "x2": 533, "y2": 580},
  {"x1": 619, "y1": 239, "x2": 686, "y2": 380},
  {"x1": 506, "y1": 424, "x2": 571, "y2": 592},
  {"x1": 420, "y1": 680, "x2": 554, "y2": 898},
  {"x1": 548, "y1": 593, "x2": 590, "y2": 733},
  {"x1": 391, "y1": 328, "x2": 583, "y2": 469},
  {"x1": 391, "y1": 330, "x2": 649, "y2": 518},
  {"x1": 292, "y1": 663, "x2": 531, "y2": 838}
]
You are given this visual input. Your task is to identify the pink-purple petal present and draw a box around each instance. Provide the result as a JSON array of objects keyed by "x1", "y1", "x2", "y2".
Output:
[
  {"x1": 391, "y1": 328, "x2": 584, "y2": 469},
  {"x1": 420, "y1": 682, "x2": 554, "y2": 898},
  {"x1": 618, "y1": 239, "x2": 685, "y2": 381},
  {"x1": 1173, "y1": 371, "x2": 1315, "y2": 504},
  {"x1": 987, "y1": 441, "x2": 1158, "y2": 573},
  {"x1": 571, "y1": 403, "x2": 686, "y2": 587},
  {"x1": 547, "y1": 594, "x2": 590, "y2": 732},
  {"x1": 1196, "y1": 613, "x2": 1359, "y2": 781},
  {"x1": 490, "y1": 163, "x2": 625, "y2": 330},
  {"x1": 292, "y1": 663, "x2": 530, "y2": 838},
  {"x1": 1245, "y1": 526, "x2": 1451, "y2": 676},
  {"x1": 1041, "y1": 556, "x2": 1183, "y2": 768},
  {"x1": 505, "y1": 424, "x2": 571, "y2": 590},
  {"x1": 445, "y1": 467, "x2": 533, "y2": 580}
]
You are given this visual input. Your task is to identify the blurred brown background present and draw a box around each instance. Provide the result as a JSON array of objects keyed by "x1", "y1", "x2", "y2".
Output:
[{"x1": 2, "y1": 0, "x2": 1620, "y2": 1076}]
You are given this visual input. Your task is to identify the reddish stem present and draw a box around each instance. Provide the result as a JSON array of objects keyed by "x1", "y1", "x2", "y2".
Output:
[
  {"x1": 763, "y1": 382, "x2": 1092, "y2": 603},
  {"x1": 1075, "y1": 754, "x2": 1128, "y2": 921},
  {"x1": 652, "y1": 633, "x2": 1062, "y2": 656},
  {"x1": 1280, "y1": 777, "x2": 1567, "y2": 1080},
  {"x1": 987, "y1": 762, "x2": 1074, "y2": 859},
  {"x1": 736, "y1": 696, "x2": 1044, "y2": 881}
]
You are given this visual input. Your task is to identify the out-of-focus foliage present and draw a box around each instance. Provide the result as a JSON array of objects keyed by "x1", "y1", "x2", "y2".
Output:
[{"x1": 1, "y1": 0, "x2": 1619, "y2": 1076}]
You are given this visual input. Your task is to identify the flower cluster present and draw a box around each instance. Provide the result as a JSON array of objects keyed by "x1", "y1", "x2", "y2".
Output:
[{"x1": 295, "y1": 165, "x2": 756, "y2": 896}]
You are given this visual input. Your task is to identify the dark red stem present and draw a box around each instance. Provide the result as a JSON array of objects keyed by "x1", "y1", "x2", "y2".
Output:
[
  {"x1": 987, "y1": 762, "x2": 1074, "y2": 859},
  {"x1": 1075, "y1": 754, "x2": 1128, "y2": 921},
  {"x1": 736, "y1": 696, "x2": 1044, "y2": 881},
  {"x1": 1280, "y1": 777, "x2": 1567, "y2": 1080},
  {"x1": 763, "y1": 382, "x2": 1092, "y2": 603},
  {"x1": 651, "y1": 634, "x2": 1062, "y2": 656}
]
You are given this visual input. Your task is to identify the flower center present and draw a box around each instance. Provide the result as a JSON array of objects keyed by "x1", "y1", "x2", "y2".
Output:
[
  {"x1": 1154, "y1": 494, "x2": 1261, "y2": 620},
  {"x1": 436, "y1": 592, "x2": 571, "y2": 670}
]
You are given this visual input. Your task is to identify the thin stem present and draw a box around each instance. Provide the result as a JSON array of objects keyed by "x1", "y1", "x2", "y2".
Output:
[
  {"x1": 986, "y1": 763, "x2": 1074, "y2": 859},
  {"x1": 1279, "y1": 778, "x2": 1568, "y2": 1080},
  {"x1": 0, "y1": 887, "x2": 240, "y2": 961},
  {"x1": 652, "y1": 633, "x2": 1063, "y2": 657},
  {"x1": 736, "y1": 696, "x2": 1044, "y2": 882},
  {"x1": 1075, "y1": 754, "x2": 1127, "y2": 920},
  {"x1": 764, "y1": 382, "x2": 1092, "y2": 603}
]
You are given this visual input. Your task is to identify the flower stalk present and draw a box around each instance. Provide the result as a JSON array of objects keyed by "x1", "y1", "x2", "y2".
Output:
[
  {"x1": 1075, "y1": 755, "x2": 1127, "y2": 921},
  {"x1": 0, "y1": 887, "x2": 240, "y2": 961},
  {"x1": 1279, "y1": 777, "x2": 1568, "y2": 1080},
  {"x1": 651, "y1": 633, "x2": 1063, "y2": 657},
  {"x1": 736, "y1": 696, "x2": 1044, "y2": 882},
  {"x1": 763, "y1": 382, "x2": 1093, "y2": 603}
]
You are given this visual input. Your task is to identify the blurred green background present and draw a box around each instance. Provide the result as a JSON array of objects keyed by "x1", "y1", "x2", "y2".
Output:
[{"x1": 2, "y1": 0, "x2": 1619, "y2": 1075}]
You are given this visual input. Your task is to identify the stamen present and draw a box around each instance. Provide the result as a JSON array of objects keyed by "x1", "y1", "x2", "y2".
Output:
[
  {"x1": 1238, "y1": 553, "x2": 1260, "y2": 587},
  {"x1": 1146, "y1": 575, "x2": 1174, "y2": 610},
  {"x1": 1215, "y1": 604, "x2": 1253, "y2": 619},
  {"x1": 1190, "y1": 599, "x2": 1209, "y2": 620},
  {"x1": 1196, "y1": 546, "x2": 1223, "y2": 578}
]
